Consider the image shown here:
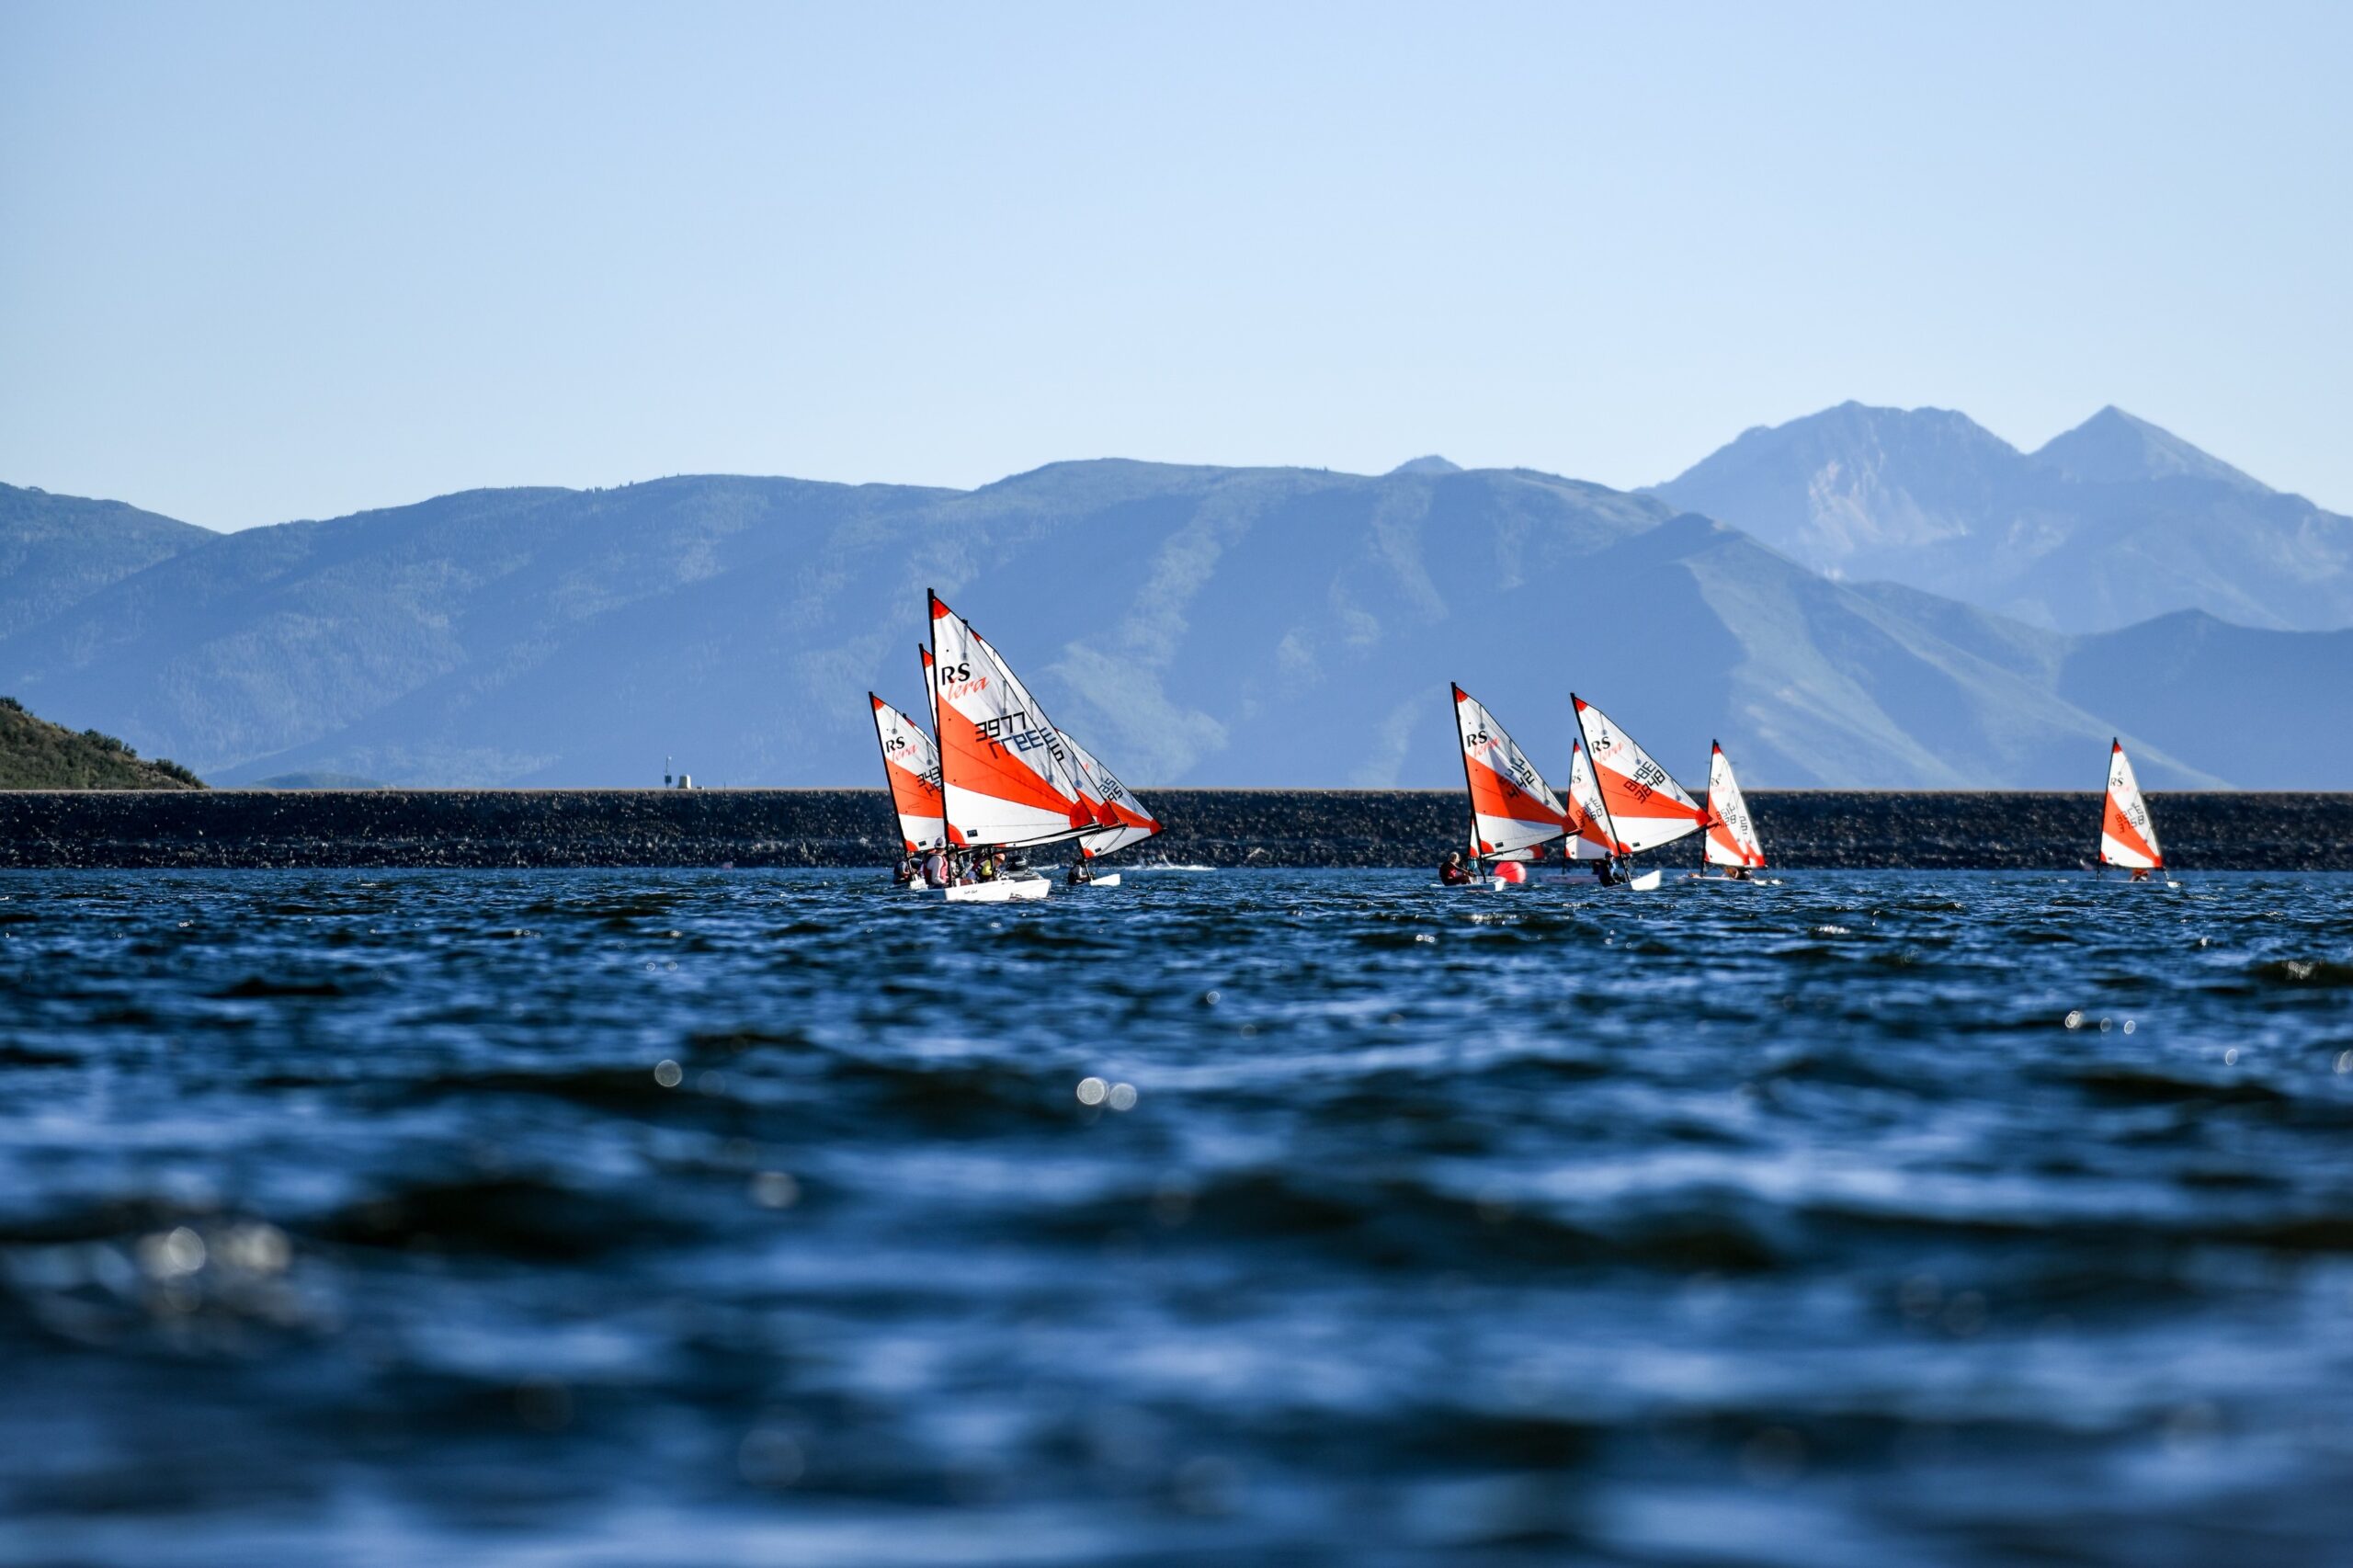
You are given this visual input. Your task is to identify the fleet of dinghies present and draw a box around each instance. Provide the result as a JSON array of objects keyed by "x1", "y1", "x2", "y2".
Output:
[
  {"x1": 866, "y1": 592, "x2": 1162, "y2": 903},
  {"x1": 1450, "y1": 683, "x2": 2175, "y2": 892},
  {"x1": 1450, "y1": 684, "x2": 1756, "y2": 892},
  {"x1": 871, "y1": 607, "x2": 2173, "y2": 897}
]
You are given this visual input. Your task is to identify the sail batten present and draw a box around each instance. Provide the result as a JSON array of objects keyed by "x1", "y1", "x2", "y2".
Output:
[
  {"x1": 1703, "y1": 741, "x2": 1766, "y2": 869},
  {"x1": 2099, "y1": 740, "x2": 2164, "y2": 870},
  {"x1": 1572, "y1": 694, "x2": 1708, "y2": 856}
]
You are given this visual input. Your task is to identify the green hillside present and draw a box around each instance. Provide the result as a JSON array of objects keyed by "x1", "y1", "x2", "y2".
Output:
[{"x1": 0, "y1": 697, "x2": 204, "y2": 790}]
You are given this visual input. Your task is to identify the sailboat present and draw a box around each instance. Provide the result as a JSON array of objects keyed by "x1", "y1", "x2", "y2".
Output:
[
  {"x1": 1450, "y1": 684, "x2": 1577, "y2": 887},
  {"x1": 925, "y1": 590, "x2": 1142, "y2": 903},
  {"x1": 1059, "y1": 730, "x2": 1161, "y2": 887},
  {"x1": 868, "y1": 691, "x2": 946, "y2": 866},
  {"x1": 2094, "y1": 739, "x2": 2169, "y2": 883},
  {"x1": 1693, "y1": 741, "x2": 1771, "y2": 882},
  {"x1": 1571, "y1": 694, "x2": 1710, "y2": 891}
]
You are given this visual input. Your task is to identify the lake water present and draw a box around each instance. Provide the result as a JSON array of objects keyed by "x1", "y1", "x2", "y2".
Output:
[{"x1": 3, "y1": 868, "x2": 2350, "y2": 1565}]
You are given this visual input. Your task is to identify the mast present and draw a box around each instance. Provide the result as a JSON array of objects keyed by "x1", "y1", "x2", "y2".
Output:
[
  {"x1": 927, "y1": 590, "x2": 960, "y2": 850},
  {"x1": 1701, "y1": 740, "x2": 1714, "y2": 879},
  {"x1": 1450, "y1": 683, "x2": 1483, "y2": 866},
  {"x1": 867, "y1": 693, "x2": 900, "y2": 857},
  {"x1": 1571, "y1": 693, "x2": 1626, "y2": 871}
]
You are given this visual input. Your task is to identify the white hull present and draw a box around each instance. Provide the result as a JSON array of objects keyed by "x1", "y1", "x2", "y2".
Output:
[
  {"x1": 1626, "y1": 869, "x2": 1664, "y2": 892},
  {"x1": 937, "y1": 876, "x2": 1051, "y2": 903},
  {"x1": 1074, "y1": 872, "x2": 1121, "y2": 888}
]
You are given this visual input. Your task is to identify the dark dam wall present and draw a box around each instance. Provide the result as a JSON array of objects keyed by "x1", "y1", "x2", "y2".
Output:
[{"x1": 0, "y1": 789, "x2": 2347, "y2": 869}]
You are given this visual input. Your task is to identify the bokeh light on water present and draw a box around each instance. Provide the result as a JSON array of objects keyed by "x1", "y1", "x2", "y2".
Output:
[{"x1": 1, "y1": 868, "x2": 2351, "y2": 1564}]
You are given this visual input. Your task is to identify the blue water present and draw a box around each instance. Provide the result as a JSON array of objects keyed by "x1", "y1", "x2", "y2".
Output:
[{"x1": 3, "y1": 869, "x2": 2351, "y2": 1566}]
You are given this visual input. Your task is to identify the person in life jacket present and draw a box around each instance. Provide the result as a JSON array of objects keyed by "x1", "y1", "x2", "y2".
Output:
[
  {"x1": 892, "y1": 854, "x2": 917, "y2": 887},
  {"x1": 1439, "y1": 850, "x2": 1474, "y2": 886},
  {"x1": 2129, "y1": 866, "x2": 2151, "y2": 882},
  {"x1": 974, "y1": 848, "x2": 999, "y2": 882},
  {"x1": 1594, "y1": 858, "x2": 1620, "y2": 887},
  {"x1": 1068, "y1": 854, "x2": 1094, "y2": 886},
  {"x1": 921, "y1": 848, "x2": 949, "y2": 888}
]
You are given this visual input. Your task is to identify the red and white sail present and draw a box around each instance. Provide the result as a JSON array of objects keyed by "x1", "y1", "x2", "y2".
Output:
[
  {"x1": 1702, "y1": 742, "x2": 1766, "y2": 869},
  {"x1": 1562, "y1": 740, "x2": 1617, "y2": 859},
  {"x1": 1063, "y1": 730, "x2": 1161, "y2": 858},
  {"x1": 1571, "y1": 694, "x2": 1708, "y2": 855},
  {"x1": 870, "y1": 694, "x2": 946, "y2": 853},
  {"x1": 929, "y1": 591, "x2": 1095, "y2": 848},
  {"x1": 2098, "y1": 739, "x2": 2164, "y2": 870},
  {"x1": 1452, "y1": 684, "x2": 1571, "y2": 860}
]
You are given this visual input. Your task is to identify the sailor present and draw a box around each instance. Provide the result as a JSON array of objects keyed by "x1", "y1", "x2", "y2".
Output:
[
  {"x1": 1438, "y1": 850, "x2": 1474, "y2": 886},
  {"x1": 2129, "y1": 866, "x2": 2151, "y2": 882},
  {"x1": 1725, "y1": 864, "x2": 1753, "y2": 882},
  {"x1": 892, "y1": 853, "x2": 917, "y2": 887},
  {"x1": 975, "y1": 848, "x2": 999, "y2": 882},
  {"x1": 1594, "y1": 858, "x2": 1620, "y2": 887},
  {"x1": 1068, "y1": 855, "x2": 1094, "y2": 886},
  {"x1": 921, "y1": 847, "x2": 949, "y2": 888}
]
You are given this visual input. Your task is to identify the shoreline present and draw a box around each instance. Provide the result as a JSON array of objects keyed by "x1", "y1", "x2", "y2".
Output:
[{"x1": 2, "y1": 788, "x2": 2347, "y2": 870}]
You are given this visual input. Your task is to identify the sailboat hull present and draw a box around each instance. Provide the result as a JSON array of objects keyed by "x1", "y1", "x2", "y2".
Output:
[{"x1": 938, "y1": 877, "x2": 1051, "y2": 903}]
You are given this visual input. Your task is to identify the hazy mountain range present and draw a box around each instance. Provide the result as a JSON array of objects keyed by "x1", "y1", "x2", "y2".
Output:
[
  {"x1": 1650, "y1": 403, "x2": 2353, "y2": 633},
  {"x1": 1, "y1": 403, "x2": 2347, "y2": 790}
]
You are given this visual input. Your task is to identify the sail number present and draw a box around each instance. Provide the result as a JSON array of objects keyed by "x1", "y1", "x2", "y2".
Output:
[{"x1": 972, "y1": 708, "x2": 1067, "y2": 763}]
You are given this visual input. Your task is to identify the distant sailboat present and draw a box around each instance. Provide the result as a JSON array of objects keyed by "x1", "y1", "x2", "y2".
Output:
[
  {"x1": 1562, "y1": 739, "x2": 1617, "y2": 864},
  {"x1": 1451, "y1": 684, "x2": 1571, "y2": 866},
  {"x1": 2097, "y1": 739, "x2": 2166, "y2": 881},
  {"x1": 1571, "y1": 694, "x2": 1709, "y2": 890},
  {"x1": 868, "y1": 693, "x2": 946, "y2": 856},
  {"x1": 926, "y1": 590, "x2": 1153, "y2": 901},
  {"x1": 1060, "y1": 729, "x2": 1161, "y2": 886},
  {"x1": 1699, "y1": 741, "x2": 1768, "y2": 880}
]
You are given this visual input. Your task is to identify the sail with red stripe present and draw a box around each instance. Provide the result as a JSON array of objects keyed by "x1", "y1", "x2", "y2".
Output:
[
  {"x1": 869, "y1": 694, "x2": 946, "y2": 853},
  {"x1": 1703, "y1": 741, "x2": 1766, "y2": 869},
  {"x1": 1563, "y1": 740, "x2": 1616, "y2": 859},
  {"x1": 2098, "y1": 739, "x2": 2163, "y2": 870},
  {"x1": 1063, "y1": 730, "x2": 1161, "y2": 858},
  {"x1": 1571, "y1": 694, "x2": 1707, "y2": 855},
  {"x1": 929, "y1": 590, "x2": 1095, "y2": 848},
  {"x1": 1452, "y1": 684, "x2": 1571, "y2": 860}
]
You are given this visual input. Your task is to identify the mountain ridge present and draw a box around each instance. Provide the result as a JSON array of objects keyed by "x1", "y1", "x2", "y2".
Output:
[
  {"x1": 6, "y1": 458, "x2": 2345, "y2": 790},
  {"x1": 1647, "y1": 402, "x2": 2353, "y2": 633}
]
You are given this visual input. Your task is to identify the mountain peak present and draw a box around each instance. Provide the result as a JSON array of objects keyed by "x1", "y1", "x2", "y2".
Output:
[
  {"x1": 2030, "y1": 406, "x2": 2266, "y2": 492},
  {"x1": 1388, "y1": 455, "x2": 1462, "y2": 476}
]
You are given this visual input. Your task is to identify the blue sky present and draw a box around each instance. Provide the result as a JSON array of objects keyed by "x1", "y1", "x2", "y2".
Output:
[{"x1": 4, "y1": 2, "x2": 2347, "y2": 530}]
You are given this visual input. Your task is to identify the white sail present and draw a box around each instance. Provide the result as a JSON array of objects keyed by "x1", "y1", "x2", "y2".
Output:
[
  {"x1": 1563, "y1": 740, "x2": 1615, "y2": 860},
  {"x1": 1703, "y1": 742, "x2": 1766, "y2": 869},
  {"x1": 1063, "y1": 729, "x2": 1161, "y2": 858},
  {"x1": 929, "y1": 591, "x2": 1094, "y2": 848},
  {"x1": 869, "y1": 693, "x2": 946, "y2": 853},
  {"x1": 1451, "y1": 684, "x2": 1571, "y2": 860},
  {"x1": 2099, "y1": 740, "x2": 2164, "y2": 870},
  {"x1": 1571, "y1": 694, "x2": 1707, "y2": 855}
]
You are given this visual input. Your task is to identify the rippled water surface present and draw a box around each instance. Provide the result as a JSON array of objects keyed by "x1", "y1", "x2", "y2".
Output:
[{"x1": 5, "y1": 868, "x2": 2353, "y2": 1565}]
